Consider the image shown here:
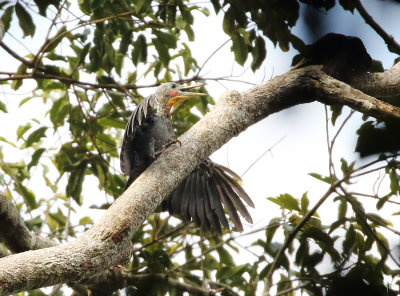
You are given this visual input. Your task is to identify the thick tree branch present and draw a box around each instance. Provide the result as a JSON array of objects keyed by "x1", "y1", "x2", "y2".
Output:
[
  {"x1": 315, "y1": 70, "x2": 400, "y2": 120},
  {"x1": 349, "y1": 62, "x2": 400, "y2": 98},
  {"x1": 0, "y1": 192, "x2": 56, "y2": 253},
  {"x1": 0, "y1": 65, "x2": 399, "y2": 295}
]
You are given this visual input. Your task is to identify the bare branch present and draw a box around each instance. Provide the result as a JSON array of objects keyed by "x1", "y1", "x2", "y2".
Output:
[
  {"x1": 354, "y1": 0, "x2": 400, "y2": 54},
  {"x1": 0, "y1": 192, "x2": 56, "y2": 253}
]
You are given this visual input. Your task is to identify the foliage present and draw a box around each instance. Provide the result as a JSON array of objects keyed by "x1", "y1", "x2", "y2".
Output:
[{"x1": 0, "y1": 0, "x2": 400, "y2": 295}]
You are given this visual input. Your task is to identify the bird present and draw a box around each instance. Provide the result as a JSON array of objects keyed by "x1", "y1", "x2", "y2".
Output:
[
  {"x1": 120, "y1": 82, "x2": 254, "y2": 234},
  {"x1": 293, "y1": 33, "x2": 372, "y2": 81}
]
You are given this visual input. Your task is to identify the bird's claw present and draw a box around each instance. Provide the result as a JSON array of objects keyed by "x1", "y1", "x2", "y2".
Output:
[{"x1": 152, "y1": 138, "x2": 181, "y2": 158}]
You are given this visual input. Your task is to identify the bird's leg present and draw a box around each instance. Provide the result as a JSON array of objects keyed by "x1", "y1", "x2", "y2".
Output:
[{"x1": 151, "y1": 136, "x2": 181, "y2": 158}]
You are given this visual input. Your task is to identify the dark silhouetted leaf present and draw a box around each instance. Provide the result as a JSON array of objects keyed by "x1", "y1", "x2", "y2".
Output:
[
  {"x1": 28, "y1": 148, "x2": 45, "y2": 170},
  {"x1": 251, "y1": 36, "x2": 266, "y2": 71},
  {"x1": 66, "y1": 162, "x2": 87, "y2": 205},
  {"x1": 1, "y1": 5, "x2": 13, "y2": 32},
  {"x1": 26, "y1": 127, "x2": 47, "y2": 147},
  {"x1": 15, "y1": 3, "x2": 35, "y2": 37},
  {"x1": 231, "y1": 33, "x2": 248, "y2": 66}
]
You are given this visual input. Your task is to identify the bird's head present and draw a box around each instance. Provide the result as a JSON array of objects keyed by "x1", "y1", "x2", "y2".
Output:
[{"x1": 155, "y1": 82, "x2": 206, "y2": 116}]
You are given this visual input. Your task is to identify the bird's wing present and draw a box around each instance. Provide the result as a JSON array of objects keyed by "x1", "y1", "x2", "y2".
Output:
[
  {"x1": 162, "y1": 160, "x2": 254, "y2": 234},
  {"x1": 120, "y1": 95, "x2": 157, "y2": 175}
]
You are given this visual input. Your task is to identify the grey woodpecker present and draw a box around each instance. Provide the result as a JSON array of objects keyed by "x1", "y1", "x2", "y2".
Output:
[{"x1": 120, "y1": 82, "x2": 254, "y2": 233}]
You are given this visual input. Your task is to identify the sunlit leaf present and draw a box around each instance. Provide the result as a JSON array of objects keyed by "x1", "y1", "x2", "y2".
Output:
[
  {"x1": 267, "y1": 193, "x2": 300, "y2": 212},
  {"x1": 17, "y1": 122, "x2": 31, "y2": 140},
  {"x1": 17, "y1": 184, "x2": 37, "y2": 209},
  {"x1": 0, "y1": 136, "x2": 15, "y2": 147}
]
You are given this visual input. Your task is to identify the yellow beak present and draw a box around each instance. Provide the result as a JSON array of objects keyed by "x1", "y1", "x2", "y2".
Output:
[{"x1": 168, "y1": 84, "x2": 207, "y2": 110}]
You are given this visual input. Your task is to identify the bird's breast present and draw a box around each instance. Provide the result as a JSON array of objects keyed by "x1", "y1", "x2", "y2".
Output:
[{"x1": 153, "y1": 115, "x2": 175, "y2": 150}]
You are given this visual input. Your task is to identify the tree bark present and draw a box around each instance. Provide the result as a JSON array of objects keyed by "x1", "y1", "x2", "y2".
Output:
[
  {"x1": 0, "y1": 192, "x2": 56, "y2": 253},
  {"x1": 0, "y1": 63, "x2": 399, "y2": 295}
]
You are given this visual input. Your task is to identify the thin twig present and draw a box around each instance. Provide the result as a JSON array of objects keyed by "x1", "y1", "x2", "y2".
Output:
[
  {"x1": 354, "y1": 0, "x2": 400, "y2": 54},
  {"x1": 196, "y1": 39, "x2": 231, "y2": 77},
  {"x1": 351, "y1": 192, "x2": 400, "y2": 205},
  {"x1": 241, "y1": 136, "x2": 285, "y2": 178},
  {"x1": 276, "y1": 283, "x2": 310, "y2": 296}
]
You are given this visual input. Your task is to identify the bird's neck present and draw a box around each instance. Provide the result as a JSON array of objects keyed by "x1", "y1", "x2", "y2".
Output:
[{"x1": 157, "y1": 103, "x2": 171, "y2": 119}]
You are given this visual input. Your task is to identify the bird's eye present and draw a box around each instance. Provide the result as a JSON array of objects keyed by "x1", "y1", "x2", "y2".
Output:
[{"x1": 171, "y1": 84, "x2": 176, "y2": 88}]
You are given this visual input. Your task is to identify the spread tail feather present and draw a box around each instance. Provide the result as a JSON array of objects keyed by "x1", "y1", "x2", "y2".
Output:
[{"x1": 161, "y1": 160, "x2": 254, "y2": 234}]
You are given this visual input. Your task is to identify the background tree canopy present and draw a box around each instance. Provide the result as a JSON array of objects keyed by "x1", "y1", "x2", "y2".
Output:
[{"x1": 0, "y1": 0, "x2": 400, "y2": 295}]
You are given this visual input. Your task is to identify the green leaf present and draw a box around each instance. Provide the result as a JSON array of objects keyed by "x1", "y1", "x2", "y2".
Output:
[
  {"x1": 154, "y1": 30, "x2": 177, "y2": 48},
  {"x1": 259, "y1": 263, "x2": 272, "y2": 280},
  {"x1": 366, "y1": 213, "x2": 390, "y2": 227},
  {"x1": 17, "y1": 184, "x2": 37, "y2": 209},
  {"x1": 222, "y1": 6, "x2": 234, "y2": 35},
  {"x1": 48, "y1": 209, "x2": 66, "y2": 227},
  {"x1": 153, "y1": 38, "x2": 170, "y2": 65},
  {"x1": 25, "y1": 216, "x2": 43, "y2": 232},
  {"x1": 329, "y1": 218, "x2": 346, "y2": 234},
  {"x1": 17, "y1": 122, "x2": 32, "y2": 140},
  {"x1": 119, "y1": 31, "x2": 132, "y2": 55},
  {"x1": 340, "y1": 158, "x2": 355, "y2": 175},
  {"x1": 50, "y1": 96, "x2": 69, "y2": 129},
  {"x1": 79, "y1": 216, "x2": 93, "y2": 225},
  {"x1": 46, "y1": 25, "x2": 67, "y2": 52},
  {"x1": 309, "y1": 172, "x2": 334, "y2": 184},
  {"x1": 339, "y1": 0, "x2": 356, "y2": 12},
  {"x1": 19, "y1": 96, "x2": 34, "y2": 107},
  {"x1": 11, "y1": 63, "x2": 28, "y2": 90},
  {"x1": 97, "y1": 118, "x2": 126, "y2": 129},
  {"x1": 66, "y1": 162, "x2": 87, "y2": 205},
  {"x1": 15, "y1": 3, "x2": 35, "y2": 37},
  {"x1": 135, "y1": 0, "x2": 147, "y2": 13},
  {"x1": 376, "y1": 194, "x2": 390, "y2": 210},
  {"x1": 0, "y1": 136, "x2": 16, "y2": 147},
  {"x1": 1, "y1": 5, "x2": 14, "y2": 33},
  {"x1": 300, "y1": 192, "x2": 309, "y2": 213},
  {"x1": 216, "y1": 246, "x2": 234, "y2": 266},
  {"x1": 25, "y1": 127, "x2": 47, "y2": 147},
  {"x1": 28, "y1": 148, "x2": 45, "y2": 170},
  {"x1": 231, "y1": 33, "x2": 248, "y2": 66},
  {"x1": 342, "y1": 224, "x2": 356, "y2": 256},
  {"x1": 132, "y1": 34, "x2": 147, "y2": 65},
  {"x1": 266, "y1": 217, "x2": 281, "y2": 243},
  {"x1": 0, "y1": 100, "x2": 6, "y2": 113},
  {"x1": 330, "y1": 105, "x2": 343, "y2": 125},
  {"x1": 295, "y1": 239, "x2": 309, "y2": 265},
  {"x1": 338, "y1": 198, "x2": 347, "y2": 219},
  {"x1": 389, "y1": 170, "x2": 399, "y2": 194},
  {"x1": 376, "y1": 232, "x2": 389, "y2": 259},
  {"x1": 302, "y1": 227, "x2": 333, "y2": 246},
  {"x1": 33, "y1": 0, "x2": 59, "y2": 16},
  {"x1": 251, "y1": 36, "x2": 266, "y2": 71},
  {"x1": 267, "y1": 193, "x2": 300, "y2": 211}
]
